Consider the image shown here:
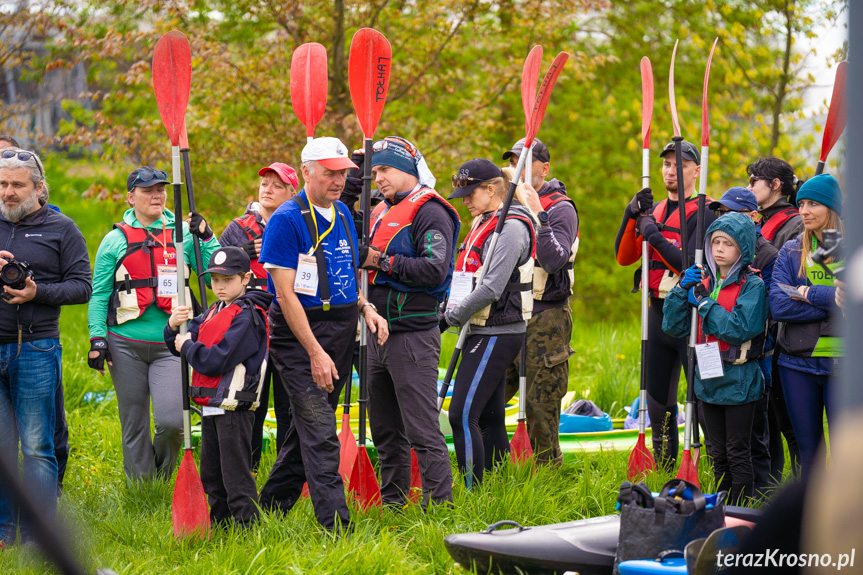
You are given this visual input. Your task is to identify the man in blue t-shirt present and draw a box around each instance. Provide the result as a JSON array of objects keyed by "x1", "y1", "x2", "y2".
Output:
[{"x1": 257, "y1": 137, "x2": 388, "y2": 532}]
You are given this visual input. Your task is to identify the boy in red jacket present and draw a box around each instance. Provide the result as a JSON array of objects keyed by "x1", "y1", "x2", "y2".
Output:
[{"x1": 165, "y1": 246, "x2": 273, "y2": 528}]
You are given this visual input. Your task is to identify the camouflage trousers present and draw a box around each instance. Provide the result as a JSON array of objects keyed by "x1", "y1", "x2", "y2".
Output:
[{"x1": 505, "y1": 304, "x2": 575, "y2": 467}]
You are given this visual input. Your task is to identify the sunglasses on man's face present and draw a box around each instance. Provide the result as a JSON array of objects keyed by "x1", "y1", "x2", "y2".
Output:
[
  {"x1": 129, "y1": 168, "x2": 168, "y2": 190},
  {"x1": 451, "y1": 175, "x2": 484, "y2": 189},
  {"x1": 1, "y1": 149, "x2": 44, "y2": 179}
]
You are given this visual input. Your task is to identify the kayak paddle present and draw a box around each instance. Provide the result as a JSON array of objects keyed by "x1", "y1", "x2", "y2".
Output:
[
  {"x1": 509, "y1": 332, "x2": 533, "y2": 464},
  {"x1": 290, "y1": 42, "x2": 328, "y2": 143},
  {"x1": 627, "y1": 55, "x2": 656, "y2": 480},
  {"x1": 153, "y1": 29, "x2": 210, "y2": 538},
  {"x1": 347, "y1": 27, "x2": 391, "y2": 510},
  {"x1": 521, "y1": 46, "x2": 542, "y2": 187},
  {"x1": 815, "y1": 60, "x2": 847, "y2": 176},
  {"x1": 179, "y1": 121, "x2": 207, "y2": 309}
]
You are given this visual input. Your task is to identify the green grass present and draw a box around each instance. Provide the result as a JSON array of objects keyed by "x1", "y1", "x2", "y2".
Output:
[{"x1": 0, "y1": 158, "x2": 791, "y2": 574}]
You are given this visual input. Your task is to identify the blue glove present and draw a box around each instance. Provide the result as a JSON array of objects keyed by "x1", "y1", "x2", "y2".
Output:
[
  {"x1": 680, "y1": 265, "x2": 703, "y2": 289},
  {"x1": 688, "y1": 283, "x2": 709, "y2": 306}
]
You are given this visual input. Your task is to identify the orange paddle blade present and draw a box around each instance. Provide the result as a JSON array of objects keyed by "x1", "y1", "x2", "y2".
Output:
[
  {"x1": 349, "y1": 447, "x2": 381, "y2": 510},
  {"x1": 337, "y1": 413, "x2": 358, "y2": 487},
  {"x1": 668, "y1": 39, "x2": 681, "y2": 138},
  {"x1": 627, "y1": 432, "x2": 656, "y2": 480},
  {"x1": 509, "y1": 421, "x2": 533, "y2": 464},
  {"x1": 152, "y1": 30, "x2": 191, "y2": 146},
  {"x1": 290, "y1": 42, "x2": 328, "y2": 138},
  {"x1": 675, "y1": 449, "x2": 699, "y2": 487},
  {"x1": 409, "y1": 448, "x2": 422, "y2": 504},
  {"x1": 172, "y1": 450, "x2": 210, "y2": 539},
  {"x1": 348, "y1": 28, "x2": 392, "y2": 139}
]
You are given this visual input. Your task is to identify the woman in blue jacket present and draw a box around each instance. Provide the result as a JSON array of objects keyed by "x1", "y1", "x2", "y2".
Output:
[
  {"x1": 769, "y1": 173, "x2": 843, "y2": 478},
  {"x1": 664, "y1": 213, "x2": 768, "y2": 504}
]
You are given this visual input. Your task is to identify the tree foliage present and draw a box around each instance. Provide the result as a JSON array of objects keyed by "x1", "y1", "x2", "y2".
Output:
[{"x1": 7, "y1": 0, "x2": 846, "y2": 322}]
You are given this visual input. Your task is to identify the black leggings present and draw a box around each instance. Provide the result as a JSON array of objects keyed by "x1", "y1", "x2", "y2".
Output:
[
  {"x1": 646, "y1": 300, "x2": 688, "y2": 471},
  {"x1": 701, "y1": 401, "x2": 756, "y2": 504},
  {"x1": 449, "y1": 333, "x2": 523, "y2": 489}
]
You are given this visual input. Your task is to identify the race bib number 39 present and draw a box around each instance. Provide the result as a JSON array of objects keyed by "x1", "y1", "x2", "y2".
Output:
[
  {"x1": 294, "y1": 254, "x2": 319, "y2": 296},
  {"x1": 157, "y1": 264, "x2": 178, "y2": 297}
]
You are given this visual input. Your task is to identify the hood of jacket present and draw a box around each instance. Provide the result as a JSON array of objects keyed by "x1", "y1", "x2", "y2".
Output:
[
  {"x1": 704, "y1": 211, "x2": 756, "y2": 284},
  {"x1": 237, "y1": 287, "x2": 275, "y2": 310},
  {"x1": 539, "y1": 178, "x2": 566, "y2": 197}
]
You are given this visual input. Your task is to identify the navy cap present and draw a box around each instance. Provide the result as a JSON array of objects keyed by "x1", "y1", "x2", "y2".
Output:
[
  {"x1": 709, "y1": 187, "x2": 758, "y2": 212},
  {"x1": 127, "y1": 166, "x2": 169, "y2": 192},
  {"x1": 448, "y1": 159, "x2": 503, "y2": 199},
  {"x1": 502, "y1": 138, "x2": 550, "y2": 163},
  {"x1": 659, "y1": 140, "x2": 701, "y2": 165},
  {"x1": 204, "y1": 246, "x2": 251, "y2": 276}
]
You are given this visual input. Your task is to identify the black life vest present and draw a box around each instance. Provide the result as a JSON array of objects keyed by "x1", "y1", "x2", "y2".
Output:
[
  {"x1": 189, "y1": 300, "x2": 269, "y2": 411},
  {"x1": 108, "y1": 222, "x2": 192, "y2": 326},
  {"x1": 232, "y1": 213, "x2": 268, "y2": 288},
  {"x1": 532, "y1": 190, "x2": 579, "y2": 301}
]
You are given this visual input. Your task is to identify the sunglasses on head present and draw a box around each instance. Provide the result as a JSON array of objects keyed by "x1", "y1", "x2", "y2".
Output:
[
  {"x1": 129, "y1": 168, "x2": 168, "y2": 190},
  {"x1": 1, "y1": 149, "x2": 44, "y2": 179},
  {"x1": 373, "y1": 137, "x2": 418, "y2": 157},
  {"x1": 451, "y1": 175, "x2": 485, "y2": 189},
  {"x1": 662, "y1": 142, "x2": 697, "y2": 157}
]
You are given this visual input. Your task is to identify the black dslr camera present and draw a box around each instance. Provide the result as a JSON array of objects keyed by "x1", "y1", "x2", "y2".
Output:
[
  {"x1": 1, "y1": 259, "x2": 32, "y2": 300},
  {"x1": 812, "y1": 229, "x2": 844, "y2": 281}
]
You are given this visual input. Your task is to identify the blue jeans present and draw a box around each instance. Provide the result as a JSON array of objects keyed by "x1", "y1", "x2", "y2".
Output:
[{"x1": 0, "y1": 338, "x2": 61, "y2": 543}]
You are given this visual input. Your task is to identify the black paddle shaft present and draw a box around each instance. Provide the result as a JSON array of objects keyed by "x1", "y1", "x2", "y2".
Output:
[
  {"x1": 357, "y1": 137, "x2": 373, "y2": 445},
  {"x1": 673, "y1": 136, "x2": 690, "y2": 272},
  {"x1": 181, "y1": 148, "x2": 208, "y2": 308}
]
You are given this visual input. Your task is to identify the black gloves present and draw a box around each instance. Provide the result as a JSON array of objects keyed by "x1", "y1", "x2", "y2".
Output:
[
  {"x1": 88, "y1": 337, "x2": 112, "y2": 373},
  {"x1": 688, "y1": 282, "x2": 710, "y2": 307},
  {"x1": 629, "y1": 188, "x2": 654, "y2": 217},
  {"x1": 358, "y1": 244, "x2": 382, "y2": 270},
  {"x1": 189, "y1": 211, "x2": 213, "y2": 241},
  {"x1": 240, "y1": 239, "x2": 258, "y2": 260},
  {"x1": 635, "y1": 214, "x2": 659, "y2": 239},
  {"x1": 439, "y1": 316, "x2": 450, "y2": 333},
  {"x1": 341, "y1": 150, "x2": 366, "y2": 208}
]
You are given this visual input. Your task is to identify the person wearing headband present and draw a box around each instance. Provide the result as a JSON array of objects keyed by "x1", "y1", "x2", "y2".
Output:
[{"x1": 356, "y1": 136, "x2": 460, "y2": 508}]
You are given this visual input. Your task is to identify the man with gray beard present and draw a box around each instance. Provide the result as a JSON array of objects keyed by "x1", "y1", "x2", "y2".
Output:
[{"x1": 0, "y1": 149, "x2": 91, "y2": 547}]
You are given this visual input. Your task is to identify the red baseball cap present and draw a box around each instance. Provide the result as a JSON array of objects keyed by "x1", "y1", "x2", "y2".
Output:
[{"x1": 258, "y1": 162, "x2": 299, "y2": 190}]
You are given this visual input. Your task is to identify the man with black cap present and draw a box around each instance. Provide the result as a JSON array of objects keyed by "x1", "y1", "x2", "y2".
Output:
[
  {"x1": 257, "y1": 137, "x2": 388, "y2": 532},
  {"x1": 349, "y1": 136, "x2": 460, "y2": 507},
  {"x1": 614, "y1": 140, "x2": 717, "y2": 470},
  {"x1": 501, "y1": 138, "x2": 579, "y2": 467}
]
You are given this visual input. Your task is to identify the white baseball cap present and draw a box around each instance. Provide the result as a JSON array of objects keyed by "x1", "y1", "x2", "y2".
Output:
[{"x1": 300, "y1": 137, "x2": 358, "y2": 171}]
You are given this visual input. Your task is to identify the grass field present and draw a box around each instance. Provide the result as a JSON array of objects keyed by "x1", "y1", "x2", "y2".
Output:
[{"x1": 0, "y1": 159, "x2": 787, "y2": 574}]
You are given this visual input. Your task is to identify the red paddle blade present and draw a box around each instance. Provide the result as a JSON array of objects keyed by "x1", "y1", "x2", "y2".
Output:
[
  {"x1": 509, "y1": 421, "x2": 534, "y2": 464},
  {"x1": 675, "y1": 449, "x2": 699, "y2": 487},
  {"x1": 701, "y1": 38, "x2": 719, "y2": 147},
  {"x1": 152, "y1": 31, "x2": 192, "y2": 146},
  {"x1": 409, "y1": 448, "x2": 422, "y2": 504},
  {"x1": 337, "y1": 414, "x2": 358, "y2": 487},
  {"x1": 524, "y1": 51, "x2": 569, "y2": 148},
  {"x1": 179, "y1": 120, "x2": 189, "y2": 149},
  {"x1": 820, "y1": 60, "x2": 848, "y2": 163},
  {"x1": 349, "y1": 447, "x2": 381, "y2": 510},
  {"x1": 348, "y1": 28, "x2": 392, "y2": 139},
  {"x1": 172, "y1": 450, "x2": 210, "y2": 539},
  {"x1": 301, "y1": 482, "x2": 310, "y2": 498},
  {"x1": 640, "y1": 57, "x2": 654, "y2": 150},
  {"x1": 522, "y1": 46, "x2": 543, "y2": 134},
  {"x1": 668, "y1": 39, "x2": 681, "y2": 138},
  {"x1": 290, "y1": 42, "x2": 328, "y2": 139},
  {"x1": 627, "y1": 433, "x2": 656, "y2": 480}
]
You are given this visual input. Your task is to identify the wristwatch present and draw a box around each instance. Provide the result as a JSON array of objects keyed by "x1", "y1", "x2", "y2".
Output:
[
  {"x1": 360, "y1": 301, "x2": 377, "y2": 316},
  {"x1": 538, "y1": 211, "x2": 550, "y2": 225}
]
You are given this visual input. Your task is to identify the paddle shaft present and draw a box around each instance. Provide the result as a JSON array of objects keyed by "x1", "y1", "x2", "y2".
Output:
[
  {"x1": 171, "y1": 146, "x2": 193, "y2": 450},
  {"x1": 638, "y1": 148, "x2": 650, "y2": 434},
  {"x1": 517, "y1": 331, "x2": 527, "y2": 420},
  {"x1": 358, "y1": 137, "x2": 373, "y2": 445},
  {"x1": 672, "y1": 136, "x2": 693, "y2": 453},
  {"x1": 437, "y1": 145, "x2": 531, "y2": 410},
  {"x1": 180, "y1": 148, "x2": 207, "y2": 309}
]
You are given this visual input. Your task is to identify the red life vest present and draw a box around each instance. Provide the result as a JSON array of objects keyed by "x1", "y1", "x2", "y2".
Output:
[
  {"x1": 232, "y1": 213, "x2": 268, "y2": 288},
  {"x1": 646, "y1": 197, "x2": 700, "y2": 298},
  {"x1": 697, "y1": 274, "x2": 766, "y2": 364},
  {"x1": 760, "y1": 207, "x2": 799, "y2": 243},
  {"x1": 108, "y1": 222, "x2": 191, "y2": 326},
  {"x1": 455, "y1": 208, "x2": 536, "y2": 327},
  {"x1": 367, "y1": 187, "x2": 461, "y2": 300},
  {"x1": 190, "y1": 301, "x2": 269, "y2": 411},
  {"x1": 533, "y1": 191, "x2": 580, "y2": 301}
]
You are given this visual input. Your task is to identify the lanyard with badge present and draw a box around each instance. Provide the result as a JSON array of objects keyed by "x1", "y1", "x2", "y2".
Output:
[
  {"x1": 294, "y1": 204, "x2": 336, "y2": 300},
  {"x1": 155, "y1": 216, "x2": 179, "y2": 298},
  {"x1": 694, "y1": 275, "x2": 725, "y2": 379},
  {"x1": 447, "y1": 210, "x2": 498, "y2": 311}
]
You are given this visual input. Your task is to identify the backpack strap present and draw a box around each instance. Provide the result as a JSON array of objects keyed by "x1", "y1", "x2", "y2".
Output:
[{"x1": 291, "y1": 195, "x2": 332, "y2": 310}]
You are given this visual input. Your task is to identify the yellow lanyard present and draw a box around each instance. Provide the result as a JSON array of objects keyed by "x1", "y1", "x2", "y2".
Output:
[{"x1": 307, "y1": 205, "x2": 337, "y2": 256}]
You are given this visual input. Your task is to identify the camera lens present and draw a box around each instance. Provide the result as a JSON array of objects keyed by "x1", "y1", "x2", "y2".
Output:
[{"x1": 1, "y1": 265, "x2": 20, "y2": 283}]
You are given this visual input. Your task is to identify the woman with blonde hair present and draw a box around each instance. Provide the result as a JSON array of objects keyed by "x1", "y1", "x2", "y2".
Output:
[
  {"x1": 769, "y1": 173, "x2": 844, "y2": 478},
  {"x1": 443, "y1": 159, "x2": 536, "y2": 489}
]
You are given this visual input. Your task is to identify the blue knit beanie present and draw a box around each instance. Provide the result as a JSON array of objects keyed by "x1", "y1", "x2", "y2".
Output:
[
  {"x1": 371, "y1": 137, "x2": 420, "y2": 178},
  {"x1": 796, "y1": 173, "x2": 843, "y2": 215}
]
